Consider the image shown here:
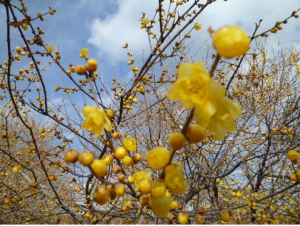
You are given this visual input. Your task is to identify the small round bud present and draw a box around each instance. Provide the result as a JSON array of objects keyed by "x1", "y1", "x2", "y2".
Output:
[
  {"x1": 139, "y1": 194, "x2": 149, "y2": 207},
  {"x1": 114, "y1": 147, "x2": 127, "y2": 159},
  {"x1": 168, "y1": 132, "x2": 186, "y2": 150},
  {"x1": 86, "y1": 58, "x2": 98, "y2": 73},
  {"x1": 287, "y1": 150, "x2": 299, "y2": 161},
  {"x1": 102, "y1": 154, "x2": 114, "y2": 165},
  {"x1": 185, "y1": 124, "x2": 206, "y2": 143},
  {"x1": 178, "y1": 212, "x2": 189, "y2": 224},
  {"x1": 290, "y1": 173, "x2": 297, "y2": 181},
  {"x1": 106, "y1": 109, "x2": 115, "y2": 119},
  {"x1": 78, "y1": 151, "x2": 94, "y2": 166},
  {"x1": 213, "y1": 25, "x2": 250, "y2": 59},
  {"x1": 114, "y1": 183, "x2": 126, "y2": 196},
  {"x1": 64, "y1": 149, "x2": 79, "y2": 163},
  {"x1": 122, "y1": 155, "x2": 133, "y2": 166},
  {"x1": 75, "y1": 65, "x2": 86, "y2": 75},
  {"x1": 220, "y1": 210, "x2": 231, "y2": 222},
  {"x1": 91, "y1": 159, "x2": 107, "y2": 178}
]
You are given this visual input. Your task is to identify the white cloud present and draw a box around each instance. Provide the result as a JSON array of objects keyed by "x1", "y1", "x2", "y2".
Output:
[
  {"x1": 195, "y1": 0, "x2": 300, "y2": 48},
  {"x1": 88, "y1": 0, "x2": 300, "y2": 64},
  {"x1": 88, "y1": 0, "x2": 158, "y2": 64}
]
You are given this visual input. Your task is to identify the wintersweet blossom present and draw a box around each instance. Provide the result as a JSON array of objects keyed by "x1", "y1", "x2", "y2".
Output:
[
  {"x1": 164, "y1": 163, "x2": 187, "y2": 194},
  {"x1": 194, "y1": 23, "x2": 202, "y2": 30},
  {"x1": 82, "y1": 106, "x2": 112, "y2": 137},
  {"x1": 196, "y1": 96, "x2": 242, "y2": 140},
  {"x1": 147, "y1": 147, "x2": 170, "y2": 170},
  {"x1": 133, "y1": 168, "x2": 152, "y2": 191},
  {"x1": 123, "y1": 136, "x2": 137, "y2": 151},
  {"x1": 45, "y1": 45, "x2": 55, "y2": 53},
  {"x1": 168, "y1": 62, "x2": 242, "y2": 140},
  {"x1": 80, "y1": 48, "x2": 89, "y2": 56},
  {"x1": 150, "y1": 194, "x2": 171, "y2": 217}
]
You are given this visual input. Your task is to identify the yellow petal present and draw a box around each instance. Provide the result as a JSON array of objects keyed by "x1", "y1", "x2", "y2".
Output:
[
  {"x1": 208, "y1": 120, "x2": 225, "y2": 141},
  {"x1": 177, "y1": 63, "x2": 193, "y2": 79},
  {"x1": 194, "y1": 100, "x2": 216, "y2": 128},
  {"x1": 210, "y1": 80, "x2": 225, "y2": 99}
]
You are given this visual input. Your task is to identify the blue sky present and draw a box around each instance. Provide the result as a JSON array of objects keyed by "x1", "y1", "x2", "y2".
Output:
[
  {"x1": 0, "y1": 0, "x2": 299, "y2": 138},
  {"x1": 1, "y1": 0, "x2": 299, "y2": 78}
]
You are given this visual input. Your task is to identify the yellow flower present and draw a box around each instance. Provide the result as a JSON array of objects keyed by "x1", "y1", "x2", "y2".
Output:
[
  {"x1": 150, "y1": 194, "x2": 171, "y2": 217},
  {"x1": 133, "y1": 168, "x2": 152, "y2": 191},
  {"x1": 147, "y1": 147, "x2": 170, "y2": 170},
  {"x1": 45, "y1": 45, "x2": 55, "y2": 54},
  {"x1": 82, "y1": 106, "x2": 112, "y2": 137},
  {"x1": 194, "y1": 96, "x2": 242, "y2": 140},
  {"x1": 80, "y1": 48, "x2": 89, "y2": 56},
  {"x1": 164, "y1": 163, "x2": 187, "y2": 194},
  {"x1": 22, "y1": 23, "x2": 28, "y2": 31},
  {"x1": 123, "y1": 136, "x2": 137, "y2": 151},
  {"x1": 168, "y1": 62, "x2": 242, "y2": 141},
  {"x1": 142, "y1": 18, "x2": 149, "y2": 24},
  {"x1": 167, "y1": 62, "x2": 224, "y2": 109},
  {"x1": 151, "y1": 179, "x2": 166, "y2": 197},
  {"x1": 213, "y1": 25, "x2": 250, "y2": 59},
  {"x1": 194, "y1": 23, "x2": 202, "y2": 31}
]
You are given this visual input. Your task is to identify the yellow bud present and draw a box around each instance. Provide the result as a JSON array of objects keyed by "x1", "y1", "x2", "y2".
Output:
[
  {"x1": 64, "y1": 149, "x2": 79, "y2": 163},
  {"x1": 75, "y1": 65, "x2": 86, "y2": 75},
  {"x1": 178, "y1": 212, "x2": 189, "y2": 224},
  {"x1": 106, "y1": 109, "x2": 115, "y2": 119},
  {"x1": 151, "y1": 179, "x2": 166, "y2": 197},
  {"x1": 235, "y1": 191, "x2": 242, "y2": 198},
  {"x1": 114, "y1": 183, "x2": 126, "y2": 196},
  {"x1": 213, "y1": 25, "x2": 250, "y2": 58},
  {"x1": 168, "y1": 132, "x2": 186, "y2": 150},
  {"x1": 220, "y1": 210, "x2": 231, "y2": 222},
  {"x1": 139, "y1": 194, "x2": 149, "y2": 207},
  {"x1": 78, "y1": 151, "x2": 94, "y2": 166},
  {"x1": 91, "y1": 159, "x2": 107, "y2": 177},
  {"x1": 128, "y1": 175, "x2": 134, "y2": 184},
  {"x1": 86, "y1": 58, "x2": 98, "y2": 73},
  {"x1": 114, "y1": 147, "x2": 127, "y2": 159},
  {"x1": 170, "y1": 201, "x2": 178, "y2": 210},
  {"x1": 102, "y1": 154, "x2": 114, "y2": 165},
  {"x1": 139, "y1": 179, "x2": 152, "y2": 194},
  {"x1": 194, "y1": 23, "x2": 202, "y2": 31},
  {"x1": 185, "y1": 124, "x2": 206, "y2": 143},
  {"x1": 287, "y1": 150, "x2": 299, "y2": 161},
  {"x1": 122, "y1": 155, "x2": 133, "y2": 166},
  {"x1": 290, "y1": 173, "x2": 297, "y2": 181},
  {"x1": 93, "y1": 185, "x2": 109, "y2": 205}
]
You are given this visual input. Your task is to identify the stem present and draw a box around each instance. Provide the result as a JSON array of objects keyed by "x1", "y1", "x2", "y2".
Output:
[
  {"x1": 209, "y1": 54, "x2": 220, "y2": 78},
  {"x1": 88, "y1": 77, "x2": 100, "y2": 108}
]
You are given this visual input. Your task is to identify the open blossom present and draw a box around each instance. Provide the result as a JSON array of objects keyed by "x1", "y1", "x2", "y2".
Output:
[
  {"x1": 195, "y1": 96, "x2": 242, "y2": 140},
  {"x1": 147, "y1": 147, "x2": 170, "y2": 170},
  {"x1": 133, "y1": 168, "x2": 152, "y2": 191},
  {"x1": 123, "y1": 136, "x2": 137, "y2": 151},
  {"x1": 80, "y1": 48, "x2": 89, "y2": 56},
  {"x1": 194, "y1": 23, "x2": 202, "y2": 31},
  {"x1": 168, "y1": 62, "x2": 242, "y2": 140},
  {"x1": 45, "y1": 44, "x2": 55, "y2": 53},
  {"x1": 150, "y1": 194, "x2": 171, "y2": 217},
  {"x1": 164, "y1": 163, "x2": 187, "y2": 194},
  {"x1": 168, "y1": 62, "x2": 212, "y2": 108},
  {"x1": 82, "y1": 106, "x2": 112, "y2": 137}
]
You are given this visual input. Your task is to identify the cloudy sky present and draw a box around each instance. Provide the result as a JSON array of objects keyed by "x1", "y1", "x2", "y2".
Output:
[{"x1": 0, "y1": 0, "x2": 299, "y2": 109}]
